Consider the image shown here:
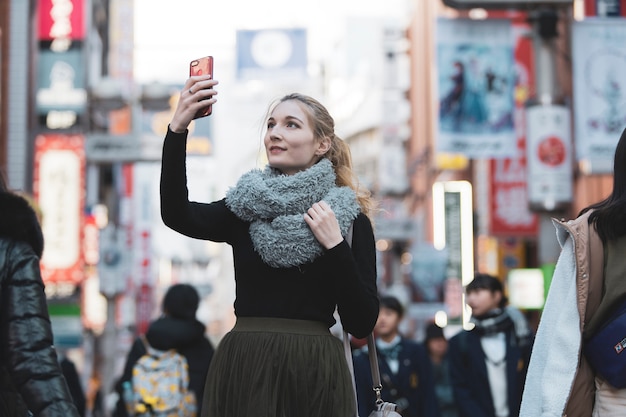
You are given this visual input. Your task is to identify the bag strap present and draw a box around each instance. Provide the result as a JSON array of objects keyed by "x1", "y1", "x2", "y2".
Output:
[
  {"x1": 343, "y1": 222, "x2": 384, "y2": 414},
  {"x1": 343, "y1": 332, "x2": 384, "y2": 412}
]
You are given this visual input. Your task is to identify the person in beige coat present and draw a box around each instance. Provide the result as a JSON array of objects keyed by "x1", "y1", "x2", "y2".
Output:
[{"x1": 520, "y1": 127, "x2": 626, "y2": 416}]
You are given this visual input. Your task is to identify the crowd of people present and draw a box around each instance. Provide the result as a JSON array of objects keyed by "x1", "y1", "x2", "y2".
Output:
[{"x1": 2, "y1": 70, "x2": 626, "y2": 417}]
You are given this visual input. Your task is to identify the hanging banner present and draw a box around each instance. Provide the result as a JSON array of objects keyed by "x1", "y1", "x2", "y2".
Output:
[
  {"x1": 34, "y1": 134, "x2": 85, "y2": 284},
  {"x1": 572, "y1": 19, "x2": 626, "y2": 173},
  {"x1": 436, "y1": 18, "x2": 516, "y2": 158},
  {"x1": 526, "y1": 104, "x2": 573, "y2": 210},
  {"x1": 490, "y1": 21, "x2": 538, "y2": 236}
]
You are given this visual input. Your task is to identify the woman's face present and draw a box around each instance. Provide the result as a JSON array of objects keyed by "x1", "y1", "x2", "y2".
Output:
[{"x1": 264, "y1": 100, "x2": 329, "y2": 175}]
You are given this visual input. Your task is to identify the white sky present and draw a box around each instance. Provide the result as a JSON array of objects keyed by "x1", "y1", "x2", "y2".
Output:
[{"x1": 133, "y1": 0, "x2": 411, "y2": 83}]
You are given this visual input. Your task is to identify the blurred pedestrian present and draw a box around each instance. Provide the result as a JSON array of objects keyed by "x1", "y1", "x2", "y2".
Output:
[
  {"x1": 113, "y1": 283, "x2": 214, "y2": 416},
  {"x1": 353, "y1": 295, "x2": 440, "y2": 417},
  {"x1": 59, "y1": 352, "x2": 86, "y2": 417},
  {"x1": 160, "y1": 75, "x2": 379, "y2": 417},
  {"x1": 425, "y1": 322, "x2": 459, "y2": 417},
  {"x1": 447, "y1": 273, "x2": 532, "y2": 417},
  {"x1": 0, "y1": 169, "x2": 80, "y2": 417},
  {"x1": 520, "y1": 126, "x2": 626, "y2": 416}
]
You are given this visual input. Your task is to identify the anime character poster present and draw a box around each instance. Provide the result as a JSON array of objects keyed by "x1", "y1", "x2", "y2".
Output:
[
  {"x1": 436, "y1": 19, "x2": 516, "y2": 158},
  {"x1": 572, "y1": 19, "x2": 626, "y2": 173}
]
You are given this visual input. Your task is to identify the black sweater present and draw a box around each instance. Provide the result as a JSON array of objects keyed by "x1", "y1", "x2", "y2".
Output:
[{"x1": 160, "y1": 128, "x2": 379, "y2": 338}]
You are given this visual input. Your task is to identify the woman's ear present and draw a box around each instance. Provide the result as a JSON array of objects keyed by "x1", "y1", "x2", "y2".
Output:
[{"x1": 315, "y1": 136, "x2": 331, "y2": 156}]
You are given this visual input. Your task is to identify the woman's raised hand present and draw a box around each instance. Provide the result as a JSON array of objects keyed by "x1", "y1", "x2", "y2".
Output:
[{"x1": 169, "y1": 75, "x2": 218, "y2": 133}]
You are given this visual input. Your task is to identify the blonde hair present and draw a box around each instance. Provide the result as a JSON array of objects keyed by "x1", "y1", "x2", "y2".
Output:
[{"x1": 270, "y1": 93, "x2": 374, "y2": 217}]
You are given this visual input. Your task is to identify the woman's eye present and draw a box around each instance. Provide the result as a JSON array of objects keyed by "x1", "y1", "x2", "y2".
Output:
[
  {"x1": 267, "y1": 122, "x2": 275, "y2": 128},
  {"x1": 287, "y1": 121, "x2": 299, "y2": 128}
]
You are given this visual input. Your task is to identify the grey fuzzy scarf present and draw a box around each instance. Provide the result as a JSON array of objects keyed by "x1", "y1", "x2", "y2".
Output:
[{"x1": 225, "y1": 158, "x2": 360, "y2": 268}]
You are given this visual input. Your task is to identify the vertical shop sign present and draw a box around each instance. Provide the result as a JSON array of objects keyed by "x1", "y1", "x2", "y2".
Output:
[
  {"x1": 34, "y1": 134, "x2": 85, "y2": 284},
  {"x1": 433, "y1": 181, "x2": 474, "y2": 286},
  {"x1": 132, "y1": 163, "x2": 157, "y2": 333},
  {"x1": 490, "y1": 21, "x2": 538, "y2": 236},
  {"x1": 526, "y1": 105, "x2": 573, "y2": 210}
]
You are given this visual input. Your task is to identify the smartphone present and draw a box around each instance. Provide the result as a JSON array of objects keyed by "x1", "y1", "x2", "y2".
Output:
[{"x1": 189, "y1": 56, "x2": 214, "y2": 119}]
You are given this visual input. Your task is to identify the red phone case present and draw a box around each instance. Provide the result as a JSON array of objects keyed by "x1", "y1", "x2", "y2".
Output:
[{"x1": 189, "y1": 56, "x2": 213, "y2": 118}]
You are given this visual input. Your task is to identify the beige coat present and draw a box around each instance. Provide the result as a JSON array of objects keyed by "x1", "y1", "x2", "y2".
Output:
[{"x1": 520, "y1": 210, "x2": 603, "y2": 417}]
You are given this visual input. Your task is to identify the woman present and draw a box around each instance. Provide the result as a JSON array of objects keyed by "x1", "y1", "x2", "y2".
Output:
[
  {"x1": 160, "y1": 75, "x2": 379, "y2": 417},
  {"x1": 0, "y1": 170, "x2": 80, "y2": 417},
  {"x1": 520, "y1": 127, "x2": 626, "y2": 416}
]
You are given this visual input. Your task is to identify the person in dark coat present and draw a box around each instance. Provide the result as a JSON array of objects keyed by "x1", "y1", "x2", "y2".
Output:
[
  {"x1": 114, "y1": 283, "x2": 215, "y2": 416},
  {"x1": 0, "y1": 170, "x2": 80, "y2": 417},
  {"x1": 425, "y1": 323, "x2": 459, "y2": 417},
  {"x1": 59, "y1": 354, "x2": 86, "y2": 416},
  {"x1": 353, "y1": 295, "x2": 440, "y2": 417},
  {"x1": 447, "y1": 273, "x2": 533, "y2": 417}
]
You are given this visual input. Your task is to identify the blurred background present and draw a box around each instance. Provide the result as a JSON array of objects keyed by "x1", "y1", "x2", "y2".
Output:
[{"x1": 0, "y1": 0, "x2": 624, "y2": 414}]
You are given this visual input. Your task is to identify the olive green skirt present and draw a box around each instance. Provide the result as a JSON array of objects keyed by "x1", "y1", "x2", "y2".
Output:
[{"x1": 201, "y1": 317, "x2": 356, "y2": 417}]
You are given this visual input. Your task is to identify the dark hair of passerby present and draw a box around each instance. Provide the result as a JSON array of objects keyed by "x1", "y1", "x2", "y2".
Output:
[
  {"x1": 379, "y1": 295, "x2": 405, "y2": 318},
  {"x1": 581, "y1": 127, "x2": 626, "y2": 242},
  {"x1": 162, "y1": 283, "x2": 200, "y2": 319},
  {"x1": 466, "y1": 273, "x2": 507, "y2": 308}
]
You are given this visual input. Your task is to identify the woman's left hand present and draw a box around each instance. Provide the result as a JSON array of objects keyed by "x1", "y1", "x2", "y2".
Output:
[{"x1": 305, "y1": 201, "x2": 344, "y2": 249}]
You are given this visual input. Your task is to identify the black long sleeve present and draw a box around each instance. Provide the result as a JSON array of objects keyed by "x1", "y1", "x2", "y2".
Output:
[{"x1": 160, "y1": 128, "x2": 379, "y2": 336}]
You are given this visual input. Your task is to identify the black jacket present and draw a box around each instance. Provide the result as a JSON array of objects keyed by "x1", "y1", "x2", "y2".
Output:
[
  {"x1": 114, "y1": 316, "x2": 215, "y2": 416},
  {"x1": 447, "y1": 328, "x2": 532, "y2": 417},
  {"x1": 0, "y1": 191, "x2": 80, "y2": 417}
]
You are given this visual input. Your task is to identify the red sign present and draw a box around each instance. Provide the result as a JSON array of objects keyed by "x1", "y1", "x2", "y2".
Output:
[
  {"x1": 489, "y1": 19, "x2": 539, "y2": 236},
  {"x1": 136, "y1": 284, "x2": 154, "y2": 335},
  {"x1": 585, "y1": 0, "x2": 626, "y2": 16},
  {"x1": 33, "y1": 134, "x2": 85, "y2": 284},
  {"x1": 38, "y1": 0, "x2": 85, "y2": 41}
]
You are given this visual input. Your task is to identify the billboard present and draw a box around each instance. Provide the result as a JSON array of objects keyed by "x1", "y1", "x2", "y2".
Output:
[
  {"x1": 572, "y1": 19, "x2": 626, "y2": 173},
  {"x1": 436, "y1": 19, "x2": 516, "y2": 158},
  {"x1": 236, "y1": 28, "x2": 308, "y2": 80}
]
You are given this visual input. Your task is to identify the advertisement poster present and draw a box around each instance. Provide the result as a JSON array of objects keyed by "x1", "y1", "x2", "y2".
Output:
[
  {"x1": 436, "y1": 18, "x2": 516, "y2": 158},
  {"x1": 572, "y1": 19, "x2": 626, "y2": 172}
]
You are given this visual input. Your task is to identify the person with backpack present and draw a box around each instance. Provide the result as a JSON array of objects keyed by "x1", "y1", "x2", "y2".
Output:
[
  {"x1": 160, "y1": 77, "x2": 379, "y2": 417},
  {"x1": 0, "y1": 169, "x2": 80, "y2": 417},
  {"x1": 114, "y1": 284, "x2": 214, "y2": 417},
  {"x1": 447, "y1": 273, "x2": 533, "y2": 417}
]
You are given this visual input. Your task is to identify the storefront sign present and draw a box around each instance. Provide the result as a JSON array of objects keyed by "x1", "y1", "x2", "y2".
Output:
[
  {"x1": 34, "y1": 134, "x2": 85, "y2": 284},
  {"x1": 38, "y1": 0, "x2": 85, "y2": 47}
]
